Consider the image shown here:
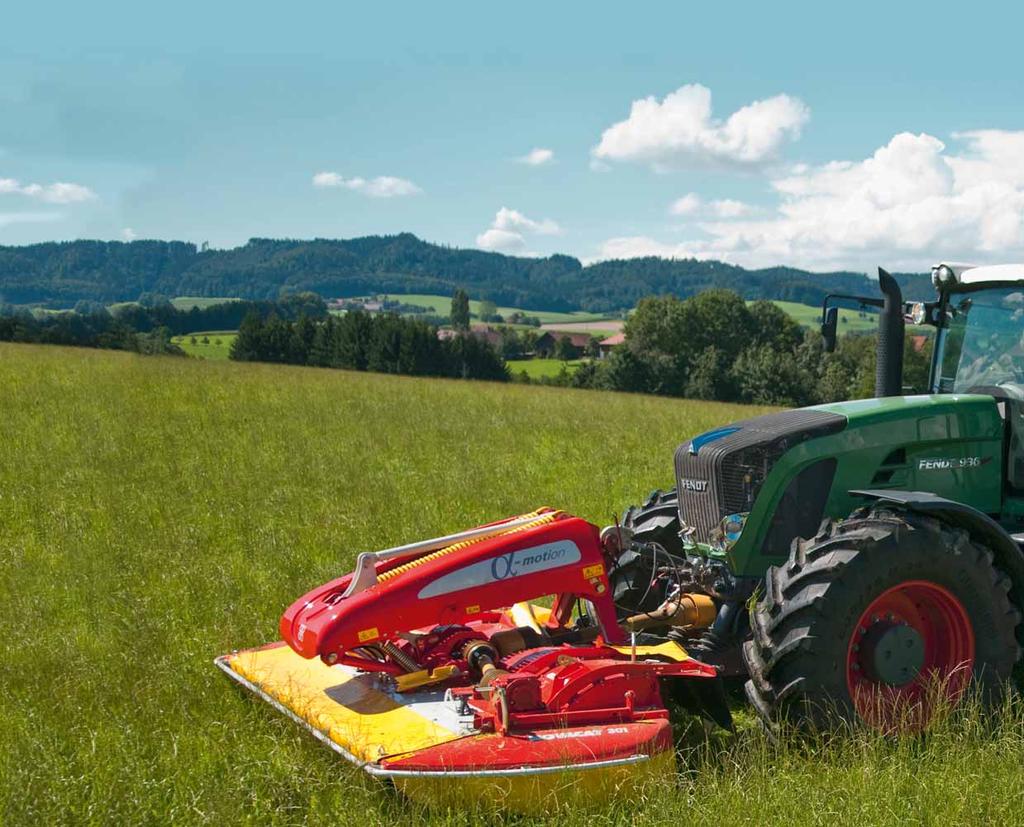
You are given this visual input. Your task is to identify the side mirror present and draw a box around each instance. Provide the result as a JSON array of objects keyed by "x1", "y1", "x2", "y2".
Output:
[{"x1": 821, "y1": 306, "x2": 839, "y2": 352}]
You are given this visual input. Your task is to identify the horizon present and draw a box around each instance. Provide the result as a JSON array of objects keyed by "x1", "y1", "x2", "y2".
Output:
[
  {"x1": 3, "y1": 1, "x2": 1024, "y2": 274},
  {"x1": 0, "y1": 231, "x2": 931, "y2": 277}
]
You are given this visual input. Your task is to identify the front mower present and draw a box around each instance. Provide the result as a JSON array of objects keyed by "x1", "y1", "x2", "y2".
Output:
[{"x1": 218, "y1": 508, "x2": 729, "y2": 812}]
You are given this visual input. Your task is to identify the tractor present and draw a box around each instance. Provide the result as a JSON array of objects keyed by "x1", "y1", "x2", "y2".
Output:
[{"x1": 609, "y1": 262, "x2": 1024, "y2": 728}]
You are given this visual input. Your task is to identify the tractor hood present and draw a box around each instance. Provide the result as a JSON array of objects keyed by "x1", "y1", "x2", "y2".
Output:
[
  {"x1": 811, "y1": 393, "x2": 1003, "y2": 429},
  {"x1": 675, "y1": 408, "x2": 846, "y2": 553},
  {"x1": 676, "y1": 394, "x2": 1005, "y2": 575}
]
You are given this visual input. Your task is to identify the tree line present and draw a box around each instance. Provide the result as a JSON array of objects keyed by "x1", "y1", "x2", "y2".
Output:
[
  {"x1": 0, "y1": 234, "x2": 932, "y2": 313},
  {"x1": 229, "y1": 310, "x2": 509, "y2": 381},
  {"x1": 0, "y1": 293, "x2": 327, "y2": 357},
  {"x1": 0, "y1": 310, "x2": 184, "y2": 355},
  {"x1": 552, "y1": 291, "x2": 930, "y2": 406}
]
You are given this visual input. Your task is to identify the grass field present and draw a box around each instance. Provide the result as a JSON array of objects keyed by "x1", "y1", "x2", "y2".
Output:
[
  {"x1": 362, "y1": 293, "x2": 613, "y2": 325},
  {"x1": 170, "y1": 296, "x2": 240, "y2": 311},
  {"x1": 171, "y1": 331, "x2": 237, "y2": 359},
  {"x1": 506, "y1": 357, "x2": 588, "y2": 379},
  {"x1": 758, "y1": 300, "x2": 879, "y2": 333},
  {"x1": 4, "y1": 344, "x2": 1024, "y2": 825}
]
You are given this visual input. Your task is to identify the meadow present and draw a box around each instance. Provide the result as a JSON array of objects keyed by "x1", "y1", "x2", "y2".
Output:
[
  {"x1": 357, "y1": 293, "x2": 613, "y2": 325},
  {"x1": 4, "y1": 344, "x2": 1024, "y2": 826},
  {"x1": 506, "y1": 357, "x2": 587, "y2": 379},
  {"x1": 171, "y1": 331, "x2": 238, "y2": 360}
]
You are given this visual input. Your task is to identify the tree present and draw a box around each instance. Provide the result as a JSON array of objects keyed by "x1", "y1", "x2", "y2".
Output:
[
  {"x1": 478, "y1": 299, "x2": 499, "y2": 322},
  {"x1": 451, "y1": 289, "x2": 471, "y2": 331},
  {"x1": 554, "y1": 335, "x2": 576, "y2": 362},
  {"x1": 230, "y1": 311, "x2": 264, "y2": 361}
]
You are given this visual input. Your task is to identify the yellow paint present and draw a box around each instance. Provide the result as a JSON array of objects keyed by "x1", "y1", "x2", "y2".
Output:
[
  {"x1": 465, "y1": 604, "x2": 480, "y2": 615},
  {"x1": 608, "y1": 640, "x2": 690, "y2": 662},
  {"x1": 582, "y1": 563, "x2": 604, "y2": 579},
  {"x1": 227, "y1": 644, "x2": 460, "y2": 762},
  {"x1": 376, "y1": 508, "x2": 562, "y2": 583},
  {"x1": 393, "y1": 664, "x2": 460, "y2": 693},
  {"x1": 357, "y1": 627, "x2": 379, "y2": 643},
  {"x1": 509, "y1": 601, "x2": 552, "y2": 632}
]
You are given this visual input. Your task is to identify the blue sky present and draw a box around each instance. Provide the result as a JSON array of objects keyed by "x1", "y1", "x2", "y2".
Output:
[{"x1": 3, "y1": 1, "x2": 1024, "y2": 271}]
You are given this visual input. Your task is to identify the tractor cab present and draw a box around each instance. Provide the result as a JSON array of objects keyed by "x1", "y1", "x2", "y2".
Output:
[
  {"x1": 822, "y1": 262, "x2": 1024, "y2": 499},
  {"x1": 929, "y1": 264, "x2": 1024, "y2": 492}
]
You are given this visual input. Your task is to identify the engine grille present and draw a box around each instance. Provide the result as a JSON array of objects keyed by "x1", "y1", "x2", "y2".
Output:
[{"x1": 674, "y1": 409, "x2": 846, "y2": 545}]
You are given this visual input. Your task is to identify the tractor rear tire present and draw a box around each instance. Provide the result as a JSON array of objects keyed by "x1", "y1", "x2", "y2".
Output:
[{"x1": 743, "y1": 506, "x2": 1021, "y2": 730}]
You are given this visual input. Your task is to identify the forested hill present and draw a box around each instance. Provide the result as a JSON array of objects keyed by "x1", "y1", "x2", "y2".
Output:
[{"x1": 0, "y1": 234, "x2": 932, "y2": 311}]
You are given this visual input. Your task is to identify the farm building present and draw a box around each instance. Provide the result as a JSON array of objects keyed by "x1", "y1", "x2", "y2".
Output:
[
  {"x1": 598, "y1": 332, "x2": 625, "y2": 359},
  {"x1": 534, "y1": 332, "x2": 593, "y2": 358}
]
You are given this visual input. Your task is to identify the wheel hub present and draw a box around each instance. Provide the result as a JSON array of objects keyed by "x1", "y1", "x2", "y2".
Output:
[{"x1": 864, "y1": 623, "x2": 924, "y2": 686}]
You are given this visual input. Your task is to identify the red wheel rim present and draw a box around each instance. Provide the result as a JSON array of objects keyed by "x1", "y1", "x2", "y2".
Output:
[{"x1": 845, "y1": 580, "x2": 974, "y2": 730}]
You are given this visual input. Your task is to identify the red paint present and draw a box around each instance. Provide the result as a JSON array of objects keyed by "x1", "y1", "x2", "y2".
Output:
[
  {"x1": 845, "y1": 579, "x2": 975, "y2": 729},
  {"x1": 275, "y1": 509, "x2": 724, "y2": 773}
]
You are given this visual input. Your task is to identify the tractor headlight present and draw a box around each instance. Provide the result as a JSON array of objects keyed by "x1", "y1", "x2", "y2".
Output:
[
  {"x1": 931, "y1": 264, "x2": 957, "y2": 288},
  {"x1": 709, "y1": 513, "x2": 748, "y2": 552},
  {"x1": 909, "y1": 302, "x2": 927, "y2": 325}
]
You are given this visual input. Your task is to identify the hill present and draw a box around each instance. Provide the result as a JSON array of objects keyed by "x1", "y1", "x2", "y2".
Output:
[
  {"x1": 4, "y1": 344, "x2": 1024, "y2": 825},
  {"x1": 0, "y1": 234, "x2": 933, "y2": 312}
]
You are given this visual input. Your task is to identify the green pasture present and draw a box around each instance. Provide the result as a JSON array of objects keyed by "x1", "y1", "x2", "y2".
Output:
[
  {"x1": 357, "y1": 293, "x2": 612, "y2": 325},
  {"x1": 506, "y1": 358, "x2": 588, "y2": 379},
  {"x1": 172, "y1": 331, "x2": 238, "y2": 359}
]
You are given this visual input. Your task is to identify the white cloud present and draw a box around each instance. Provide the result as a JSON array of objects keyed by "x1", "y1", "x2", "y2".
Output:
[
  {"x1": 312, "y1": 171, "x2": 421, "y2": 198},
  {"x1": 709, "y1": 198, "x2": 751, "y2": 218},
  {"x1": 476, "y1": 228, "x2": 528, "y2": 253},
  {"x1": 0, "y1": 178, "x2": 96, "y2": 204},
  {"x1": 517, "y1": 148, "x2": 554, "y2": 166},
  {"x1": 669, "y1": 193, "x2": 752, "y2": 218},
  {"x1": 594, "y1": 235, "x2": 706, "y2": 262},
  {"x1": 669, "y1": 193, "x2": 702, "y2": 216},
  {"x1": 121, "y1": 227, "x2": 137, "y2": 241},
  {"x1": 493, "y1": 206, "x2": 561, "y2": 236},
  {"x1": 476, "y1": 206, "x2": 562, "y2": 253},
  {"x1": 593, "y1": 83, "x2": 809, "y2": 170},
  {"x1": 599, "y1": 130, "x2": 1024, "y2": 271}
]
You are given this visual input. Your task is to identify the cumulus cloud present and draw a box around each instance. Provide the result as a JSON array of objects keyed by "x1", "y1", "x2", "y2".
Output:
[
  {"x1": 669, "y1": 193, "x2": 752, "y2": 218},
  {"x1": 516, "y1": 148, "x2": 554, "y2": 166},
  {"x1": 0, "y1": 178, "x2": 96, "y2": 204},
  {"x1": 598, "y1": 130, "x2": 1024, "y2": 271},
  {"x1": 121, "y1": 227, "x2": 137, "y2": 241},
  {"x1": 593, "y1": 83, "x2": 809, "y2": 171},
  {"x1": 312, "y1": 171, "x2": 421, "y2": 198},
  {"x1": 476, "y1": 207, "x2": 562, "y2": 253},
  {"x1": 669, "y1": 193, "x2": 702, "y2": 216}
]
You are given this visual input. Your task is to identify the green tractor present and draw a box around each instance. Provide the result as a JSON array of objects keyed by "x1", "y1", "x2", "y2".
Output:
[{"x1": 610, "y1": 263, "x2": 1024, "y2": 728}]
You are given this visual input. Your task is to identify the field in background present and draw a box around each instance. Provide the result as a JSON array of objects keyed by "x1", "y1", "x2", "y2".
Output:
[
  {"x1": 506, "y1": 357, "x2": 588, "y2": 379},
  {"x1": 171, "y1": 331, "x2": 237, "y2": 359},
  {"x1": 358, "y1": 293, "x2": 613, "y2": 325},
  {"x1": 5, "y1": 345, "x2": 1024, "y2": 824},
  {"x1": 764, "y1": 300, "x2": 878, "y2": 332}
]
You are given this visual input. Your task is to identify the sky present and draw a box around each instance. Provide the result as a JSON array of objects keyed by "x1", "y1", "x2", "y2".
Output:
[{"x1": 3, "y1": 1, "x2": 1024, "y2": 272}]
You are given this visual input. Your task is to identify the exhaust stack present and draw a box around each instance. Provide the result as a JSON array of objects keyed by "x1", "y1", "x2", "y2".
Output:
[{"x1": 875, "y1": 268, "x2": 904, "y2": 397}]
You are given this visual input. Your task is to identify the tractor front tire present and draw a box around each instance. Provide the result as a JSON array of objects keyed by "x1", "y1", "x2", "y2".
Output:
[{"x1": 743, "y1": 506, "x2": 1020, "y2": 730}]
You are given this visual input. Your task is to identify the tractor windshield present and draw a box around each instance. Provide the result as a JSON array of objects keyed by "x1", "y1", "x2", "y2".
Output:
[{"x1": 935, "y1": 285, "x2": 1024, "y2": 393}]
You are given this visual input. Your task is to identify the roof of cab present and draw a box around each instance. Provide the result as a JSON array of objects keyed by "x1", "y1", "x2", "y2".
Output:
[{"x1": 954, "y1": 263, "x2": 1024, "y2": 284}]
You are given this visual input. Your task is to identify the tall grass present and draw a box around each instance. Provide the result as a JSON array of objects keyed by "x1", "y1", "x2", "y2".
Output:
[{"x1": 1, "y1": 343, "x2": 1021, "y2": 825}]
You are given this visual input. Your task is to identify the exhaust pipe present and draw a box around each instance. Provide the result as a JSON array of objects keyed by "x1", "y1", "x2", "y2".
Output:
[{"x1": 875, "y1": 268, "x2": 904, "y2": 397}]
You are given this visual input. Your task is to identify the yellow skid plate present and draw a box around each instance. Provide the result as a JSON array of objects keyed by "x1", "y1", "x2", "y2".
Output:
[{"x1": 218, "y1": 642, "x2": 463, "y2": 764}]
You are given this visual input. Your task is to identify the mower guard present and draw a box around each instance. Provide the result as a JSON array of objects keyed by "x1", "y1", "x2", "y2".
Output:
[{"x1": 216, "y1": 637, "x2": 683, "y2": 812}]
